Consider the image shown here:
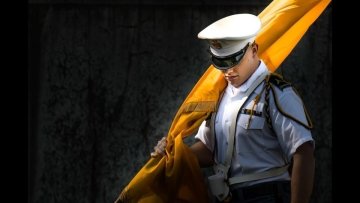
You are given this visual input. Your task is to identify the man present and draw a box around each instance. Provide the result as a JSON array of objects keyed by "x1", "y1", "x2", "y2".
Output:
[{"x1": 152, "y1": 13, "x2": 315, "y2": 203}]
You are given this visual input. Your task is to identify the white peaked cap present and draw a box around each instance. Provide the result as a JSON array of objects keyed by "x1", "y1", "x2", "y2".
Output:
[{"x1": 198, "y1": 13, "x2": 261, "y2": 57}]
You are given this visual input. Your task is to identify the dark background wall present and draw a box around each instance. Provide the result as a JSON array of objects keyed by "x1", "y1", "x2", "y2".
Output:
[{"x1": 28, "y1": 1, "x2": 332, "y2": 202}]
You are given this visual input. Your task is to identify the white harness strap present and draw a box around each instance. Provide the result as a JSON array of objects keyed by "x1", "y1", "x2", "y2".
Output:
[
  {"x1": 224, "y1": 71, "x2": 268, "y2": 169},
  {"x1": 213, "y1": 71, "x2": 288, "y2": 185},
  {"x1": 228, "y1": 165, "x2": 289, "y2": 185}
]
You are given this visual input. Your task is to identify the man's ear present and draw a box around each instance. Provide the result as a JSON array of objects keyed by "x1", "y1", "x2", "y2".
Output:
[{"x1": 251, "y1": 43, "x2": 258, "y2": 56}]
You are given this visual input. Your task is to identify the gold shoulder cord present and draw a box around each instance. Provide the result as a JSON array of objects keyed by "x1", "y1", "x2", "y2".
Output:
[{"x1": 247, "y1": 84, "x2": 266, "y2": 128}]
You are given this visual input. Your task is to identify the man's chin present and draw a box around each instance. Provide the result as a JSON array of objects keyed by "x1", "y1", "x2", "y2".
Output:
[{"x1": 228, "y1": 81, "x2": 240, "y2": 88}]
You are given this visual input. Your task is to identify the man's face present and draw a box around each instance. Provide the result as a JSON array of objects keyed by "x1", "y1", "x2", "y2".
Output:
[{"x1": 221, "y1": 43, "x2": 258, "y2": 88}]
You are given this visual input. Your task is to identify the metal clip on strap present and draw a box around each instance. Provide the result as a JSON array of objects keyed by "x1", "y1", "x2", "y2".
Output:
[{"x1": 213, "y1": 164, "x2": 230, "y2": 179}]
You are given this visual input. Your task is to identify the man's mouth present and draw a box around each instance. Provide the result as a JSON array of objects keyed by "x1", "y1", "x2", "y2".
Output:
[{"x1": 226, "y1": 75, "x2": 238, "y2": 80}]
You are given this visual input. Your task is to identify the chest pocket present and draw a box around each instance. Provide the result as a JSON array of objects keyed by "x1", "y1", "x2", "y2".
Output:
[
  {"x1": 238, "y1": 101, "x2": 265, "y2": 130},
  {"x1": 238, "y1": 114, "x2": 265, "y2": 129}
]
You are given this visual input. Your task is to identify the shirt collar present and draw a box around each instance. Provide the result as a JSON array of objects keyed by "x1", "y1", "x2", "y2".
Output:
[{"x1": 226, "y1": 60, "x2": 269, "y2": 96}]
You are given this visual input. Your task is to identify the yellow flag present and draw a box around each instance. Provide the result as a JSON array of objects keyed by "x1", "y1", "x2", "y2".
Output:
[
  {"x1": 115, "y1": 0, "x2": 331, "y2": 202},
  {"x1": 257, "y1": 0, "x2": 332, "y2": 71}
]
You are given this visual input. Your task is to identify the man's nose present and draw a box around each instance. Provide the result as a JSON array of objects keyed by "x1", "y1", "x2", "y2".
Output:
[{"x1": 222, "y1": 67, "x2": 234, "y2": 74}]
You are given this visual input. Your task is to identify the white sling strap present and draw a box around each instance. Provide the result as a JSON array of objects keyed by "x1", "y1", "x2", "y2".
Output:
[
  {"x1": 224, "y1": 71, "x2": 268, "y2": 167},
  {"x1": 214, "y1": 71, "x2": 289, "y2": 185},
  {"x1": 228, "y1": 165, "x2": 289, "y2": 185}
]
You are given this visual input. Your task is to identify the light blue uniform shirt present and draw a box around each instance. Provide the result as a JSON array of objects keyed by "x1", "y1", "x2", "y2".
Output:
[{"x1": 195, "y1": 60, "x2": 314, "y2": 187}]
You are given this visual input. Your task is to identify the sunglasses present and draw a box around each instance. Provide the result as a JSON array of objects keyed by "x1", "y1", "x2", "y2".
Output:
[{"x1": 210, "y1": 42, "x2": 250, "y2": 70}]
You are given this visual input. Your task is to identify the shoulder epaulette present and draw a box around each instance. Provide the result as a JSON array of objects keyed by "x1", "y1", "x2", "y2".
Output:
[
  {"x1": 264, "y1": 72, "x2": 313, "y2": 131},
  {"x1": 268, "y1": 73, "x2": 291, "y2": 90}
]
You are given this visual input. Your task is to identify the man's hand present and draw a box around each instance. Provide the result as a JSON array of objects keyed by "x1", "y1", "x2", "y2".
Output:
[{"x1": 150, "y1": 136, "x2": 167, "y2": 158}]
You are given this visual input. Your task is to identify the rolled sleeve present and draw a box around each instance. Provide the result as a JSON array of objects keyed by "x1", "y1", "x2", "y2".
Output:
[
  {"x1": 271, "y1": 87, "x2": 315, "y2": 161},
  {"x1": 194, "y1": 120, "x2": 214, "y2": 152}
]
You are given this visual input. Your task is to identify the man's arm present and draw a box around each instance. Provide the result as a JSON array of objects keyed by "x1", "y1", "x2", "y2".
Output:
[
  {"x1": 150, "y1": 136, "x2": 214, "y2": 168},
  {"x1": 291, "y1": 141, "x2": 315, "y2": 203},
  {"x1": 190, "y1": 141, "x2": 214, "y2": 167}
]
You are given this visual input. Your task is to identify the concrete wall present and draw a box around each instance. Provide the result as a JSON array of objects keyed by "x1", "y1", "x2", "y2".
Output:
[{"x1": 28, "y1": 1, "x2": 332, "y2": 202}]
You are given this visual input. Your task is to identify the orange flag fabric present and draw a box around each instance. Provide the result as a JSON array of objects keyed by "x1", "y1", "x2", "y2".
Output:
[{"x1": 116, "y1": 0, "x2": 331, "y2": 202}]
